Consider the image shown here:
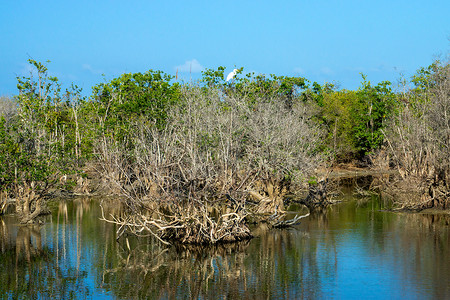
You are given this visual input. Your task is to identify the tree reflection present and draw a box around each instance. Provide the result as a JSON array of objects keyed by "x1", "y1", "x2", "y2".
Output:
[
  {"x1": 388, "y1": 213, "x2": 450, "y2": 300},
  {"x1": 15, "y1": 225, "x2": 42, "y2": 264},
  {"x1": 1, "y1": 196, "x2": 449, "y2": 299},
  {"x1": 98, "y1": 221, "x2": 324, "y2": 299},
  {"x1": 0, "y1": 218, "x2": 9, "y2": 254},
  {"x1": 0, "y1": 222, "x2": 90, "y2": 298},
  {"x1": 99, "y1": 239, "x2": 249, "y2": 299}
]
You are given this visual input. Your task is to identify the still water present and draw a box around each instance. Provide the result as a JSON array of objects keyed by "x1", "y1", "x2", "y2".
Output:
[{"x1": 0, "y1": 196, "x2": 449, "y2": 299}]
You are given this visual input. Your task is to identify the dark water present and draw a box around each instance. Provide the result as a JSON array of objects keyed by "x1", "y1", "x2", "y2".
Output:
[{"x1": 1, "y1": 196, "x2": 449, "y2": 299}]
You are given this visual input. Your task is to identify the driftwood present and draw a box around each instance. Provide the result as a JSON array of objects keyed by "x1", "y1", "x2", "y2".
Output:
[
  {"x1": 269, "y1": 211, "x2": 310, "y2": 228},
  {"x1": 233, "y1": 192, "x2": 310, "y2": 228},
  {"x1": 99, "y1": 186, "x2": 312, "y2": 245},
  {"x1": 100, "y1": 198, "x2": 253, "y2": 245}
]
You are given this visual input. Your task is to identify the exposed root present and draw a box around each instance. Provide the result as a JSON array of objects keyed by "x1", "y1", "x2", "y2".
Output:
[
  {"x1": 100, "y1": 199, "x2": 253, "y2": 245},
  {"x1": 270, "y1": 212, "x2": 310, "y2": 228},
  {"x1": 380, "y1": 174, "x2": 449, "y2": 211}
]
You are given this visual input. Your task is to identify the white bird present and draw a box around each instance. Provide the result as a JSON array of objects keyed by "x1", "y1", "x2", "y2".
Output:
[{"x1": 226, "y1": 69, "x2": 238, "y2": 82}]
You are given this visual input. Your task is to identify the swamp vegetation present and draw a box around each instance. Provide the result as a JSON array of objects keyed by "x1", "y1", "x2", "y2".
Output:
[{"x1": 0, "y1": 57, "x2": 449, "y2": 245}]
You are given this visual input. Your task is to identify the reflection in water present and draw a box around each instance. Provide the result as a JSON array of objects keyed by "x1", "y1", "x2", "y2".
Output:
[
  {"x1": 388, "y1": 213, "x2": 450, "y2": 300},
  {"x1": 0, "y1": 198, "x2": 115, "y2": 299},
  {"x1": 101, "y1": 240, "x2": 253, "y2": 299},
  {"x1": 0, "y1": 196, "x2": 449, "y2": 299},
  {"x1": 0, "y1": 219, "x2": 78, "y2": 298}
]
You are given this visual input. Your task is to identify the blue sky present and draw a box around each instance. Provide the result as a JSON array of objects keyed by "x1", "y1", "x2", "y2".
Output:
[{"x1": 1, "y1": 0, "x2": 449, "y2": 96}]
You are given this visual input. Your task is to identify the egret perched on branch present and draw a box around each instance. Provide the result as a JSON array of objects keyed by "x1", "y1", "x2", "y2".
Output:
[{"x1": 226, "y1": 69, "x2": 238, "y2": 82}]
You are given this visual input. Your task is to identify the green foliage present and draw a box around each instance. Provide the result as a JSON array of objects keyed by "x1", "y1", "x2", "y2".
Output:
[
  {"x1": 274, "y1": 75, "x2": 308, "y2": 99},
  {"x1": 2, "y1": 59, "x2": 442, "y2": 198},
  {"x1": 319, "y1": 89, "x2": 358, "y2": 160},
  {"x1": 352, "y1": 76, "x2": 395, "y2": 156},
  {"x1": 408, "y1": 60, "x2": 445, "y2": 117},
  {"x1": 314, "y1": 76, "x2": 396, "y2": 160},
  {"x1": 201, "y1": 66, "x2": 227, "y2": 87},
  {"x1": 307, "y1": 176, "x2": 318, "y2": 185},
  {"x1": 232, "y1": 72, "x2": 278, "y2": 104},
  {"x1": 199, "y1": 67, "x2": 310, "y2": 109},
  {"x1": 0, "y1": 59, "x2": 88, "y2": 196},
  {"x1": 0, "y1": 117, "x2": 18, "y2": 187},
  {"x1": 220, "y1": 70, "x2": 310, "y2": 110},
  {"x1": 0, "y1": 116, "x2": 51, "y2": 190},
  {"x1": 411, "y1": 61, "x2": 441, "y2": 94},
  {"x1": 92, "y1": 70, "x2": 181, "y2": 141},
  {"x1": 304, "y1": 81, "x2": 337, "y2": 107},
  {"x1": 199, "y1": 68, "x2": 397, "y2": 161}
]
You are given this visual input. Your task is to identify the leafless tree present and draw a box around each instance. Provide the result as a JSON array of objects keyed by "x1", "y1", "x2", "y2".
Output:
[
  {"x1": 98, "y1": 85, "x2": 319, "y2": 243},
  {"x1": 0, "y1": 95, "x2": 17, "y2": 122},
  {"x1": 382, "y1": 59, "x2": 449, "y2": 210}
]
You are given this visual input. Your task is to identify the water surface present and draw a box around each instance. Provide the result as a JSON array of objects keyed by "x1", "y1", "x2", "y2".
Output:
[{"x1": 0, "y1": 196, "x2": 449, "y2": 299}]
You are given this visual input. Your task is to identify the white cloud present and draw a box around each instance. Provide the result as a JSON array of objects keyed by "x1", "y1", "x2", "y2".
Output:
[
  {"x1": 82, "y1": 63, "x2": 103, "y2": 75},
  {"x1": 293, "y1": 67, "x2": 305, "y2": 74},
  {"x1": 319, "y1": 67, "x2": 333, "y2": 75},
  {"x1": 175, "y1": 59, "x2": 204, "y2": 73}
]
